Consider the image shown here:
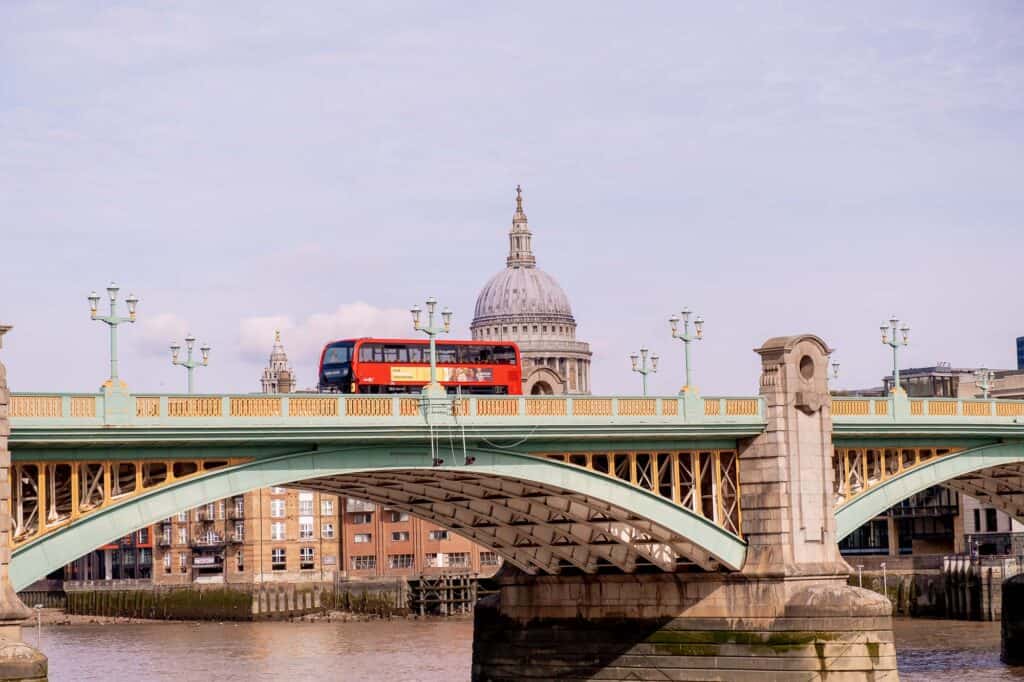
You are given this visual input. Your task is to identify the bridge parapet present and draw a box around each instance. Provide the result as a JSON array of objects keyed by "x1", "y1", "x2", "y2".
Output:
[
  {"x1": 8, "y1": 392, "x2": 764, "y2": 427},
  {"x1": 832, "y1": 395, "x2": 1024, "y2": 423}
]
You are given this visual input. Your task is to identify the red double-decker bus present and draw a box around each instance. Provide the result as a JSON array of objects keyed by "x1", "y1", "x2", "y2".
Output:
[{"x1": 318, "y1": 338, "x2": 522, "y2": 395}]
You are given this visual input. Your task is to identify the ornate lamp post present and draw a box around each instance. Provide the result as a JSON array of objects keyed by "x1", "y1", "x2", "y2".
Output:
[
  {"x1": 880, "y1": 316, "x2": 910, "y2": 394},
  {"x1": 669, "y1": 308, "x2": 703, "y2": 393},
  {"x1": 411, "y1": 297, "x2": 451, "y2": 396},
  {"x1": 170, "y1": 334, "x2": 211, "y2": 393},
  {"x1": 974, "y1": 367, "x2": 995, "y2": 399},
  {"x1": 630, "y1": 347, "x2": 658, "y2": 396},
  {"x1": 89, "y1": 282, "x2": 139, "y2": 388}
]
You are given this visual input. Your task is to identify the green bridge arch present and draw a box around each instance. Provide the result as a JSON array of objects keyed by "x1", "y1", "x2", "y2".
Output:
[
  {"x1": 10, "y1": 445, "x2": 748, "y2": 590},
  {"x1": 835, "y1": 442, "x2": 1024, "y2": 540}
]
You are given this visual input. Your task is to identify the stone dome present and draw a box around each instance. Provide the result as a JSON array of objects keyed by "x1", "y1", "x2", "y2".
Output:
[
  {"x1": 469, "y1": 185, "x2": 592, "y2": 396},
  {"x1": 473, "y1": 266, "x2": 574, "y2": 324}
]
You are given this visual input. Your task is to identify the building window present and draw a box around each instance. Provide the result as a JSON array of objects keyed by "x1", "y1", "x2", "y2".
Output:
[
  {"x1": 480, "y1": 552, "x2": 500, "y2": 566},
  {"x1": 236, "y1": 551, "x2": 244, "y2": 572},
  {"x1": 163, "y1": 553, "x2": 171, "y2": 574},
  {"x1": 322, "y1": 523, "x2": 335, "y2": 539},
  {"x1": 299, "y1": 492, "x2": 314, "y2": 516},
  {"x1": 271, "y1": 522, "x2": 286, "y2": 541},
  {"x1": 271, "y1": 499, "x2": 286, "y2": 518},
  {"x1": 392, "y1": 531, "x2": 410, "y2": 542},
  {"x1": 233, "y1": 522, "x2": 245, "y2": 543},
  {"x1": 217, "y1": 501, "x2": 225, "y2": 519},
  {"x1": 389, "y1": 511, "x2": 409, "y2": 523},
  {"x1": 389, "y1": 554, "x2": 414, "y2": 569},
  {"x1": 986, "y1": 508, "x2": 998, "y2": 532},
  {"x1": 974, "y1": 509, "x2": 981, "y2": 533},
  {"x1": 428, "y1": 530, "x2": 449, "y2": 541},
  {"x1": 137, "y1": 528, "x2": 149, "y2": 544},
  {"x1": 352, "y1": 555, "x2": 376, "y2": 570},
  {"x1": 299, "y1": 518, "x2": 314, "y2": 540},
  {"x1": 234, "y1": 498, "x2": 244, "y2": 517},
  {"x1": 354, "y1": 533, "x2": 372, "y2": 544},
  {"x1": 179, "y1": 553, "x2": 187, "y2": 573},
  {"x1": 177, "y1": 511, "x2": 187, "y2": 522},
  {"x1": 271, "y1": 487, "x2": 287, "y2": 494},
  {"x1": 321, "y1": 499, "x2": 335, "y2": 516},
  {"x1": 178, "y1": 528, "x2": 187, "y2": 545},
  {"x1": 449, "y1": 552, "x2": 470, "y2": 568},
  {"x1": 352, "y1": 513, "x2": 372, "y2": 525},
  {"x1": 139, "y1": 549, "x2": 151, "y2": 565},
  {"x1": 300, "y1": 546, "x2": 315, "y2": 570},
  {"x1": 271, "y1": 548, "x2": 286, "y2": 571},
  {"x1": 425, "y1": 553, "x2": 439, "y2": 568}
]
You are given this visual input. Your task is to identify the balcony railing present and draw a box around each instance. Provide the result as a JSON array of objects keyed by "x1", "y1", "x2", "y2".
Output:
[{"x1": 190, "y1": 536, "x2": 226, "y2": 548}]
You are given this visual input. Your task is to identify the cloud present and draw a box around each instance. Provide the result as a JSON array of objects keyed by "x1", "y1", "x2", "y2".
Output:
[
  {"x1": 239, "y1": 302, "x2": 411, "y2": 364},
  {"x1": 137, "y1": 312, "x2": 190, "y2": 356}
]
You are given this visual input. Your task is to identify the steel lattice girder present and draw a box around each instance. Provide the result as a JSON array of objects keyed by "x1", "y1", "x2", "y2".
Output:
[
  {"x1": 834, "y1": 442, "x2": 1024, "y2": 539},
  {"x1": 9, "y1": 445, "x2": 747, "y2": 590}
]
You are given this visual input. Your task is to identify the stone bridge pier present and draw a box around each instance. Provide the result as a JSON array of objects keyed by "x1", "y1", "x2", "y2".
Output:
[
  {"x1": 0, "y1": 326, "x2": 47, "y2": 681},
  {"x1": 472, "y1": 335, "x2": 897, "y2": 681}
]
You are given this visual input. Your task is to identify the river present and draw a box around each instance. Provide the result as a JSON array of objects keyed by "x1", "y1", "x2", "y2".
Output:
[{"x1": 35, "y1": 617, "x2": 1024, "y2": 680}]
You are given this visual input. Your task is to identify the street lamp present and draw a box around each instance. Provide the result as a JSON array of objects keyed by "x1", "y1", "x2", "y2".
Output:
[
  {"x1": 880, "y1": 316, "x2": 910, "y2": 394},
  {"x1": 411, "y1": 297, "x2": 451, "y2": 396},
  {"x1": 630, "y1": 347, "x2": 658, "y2": 396},
  {"x1": 974, "y1": 367, "x2": 995, "y2": 399},
  {"x1": 170, "y1": 334, "x2": 211, "y2": 393},
  {"x1": 669, "y1": 308, "x2": 703, "y2": 393},
  {"x1": 89, "y1": 282, "x2": 139, "y2": 387}
]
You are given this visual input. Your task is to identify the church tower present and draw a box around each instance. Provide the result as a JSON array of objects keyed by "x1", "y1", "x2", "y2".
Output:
[{"x1": 260, "y1": 331, "x2": 295, "y2": 394}]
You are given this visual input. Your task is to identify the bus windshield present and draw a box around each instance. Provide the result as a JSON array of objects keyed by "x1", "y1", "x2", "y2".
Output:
[{"x1": 323, "y1": 343, "x2": 353, "y2": 364}]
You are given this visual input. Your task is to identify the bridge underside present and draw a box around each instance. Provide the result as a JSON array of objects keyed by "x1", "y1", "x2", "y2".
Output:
[
  {"x1": 8, "y1": 446, "x2": 747, "y2": 589},
  {"x1": 944, "y1": 462, "x2": 1024, "y2": 519},
  {"x1": 834, "y1": 442, "x2": 1024, "y2": 539},
  {"x1": 297, "y1": 469, "x2": 720, "y2": 574}
]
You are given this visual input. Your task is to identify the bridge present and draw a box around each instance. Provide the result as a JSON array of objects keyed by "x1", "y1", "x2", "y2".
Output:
[{"x1": 5, "y1": 333, "x2": 1024, "y2": 680}]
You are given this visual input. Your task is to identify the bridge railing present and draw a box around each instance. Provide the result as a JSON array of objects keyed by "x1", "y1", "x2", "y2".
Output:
[
  {"x1": 8, "y1": 392, "x2": 765, "y2": 426},
  {"x1": 831, "y1": 395, "x2": 1024, "y2": 422}
]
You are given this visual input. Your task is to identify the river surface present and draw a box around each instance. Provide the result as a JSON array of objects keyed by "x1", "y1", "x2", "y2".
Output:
[{"x1": 36, "y1": 617, "x2": 1024, "y2": 680}]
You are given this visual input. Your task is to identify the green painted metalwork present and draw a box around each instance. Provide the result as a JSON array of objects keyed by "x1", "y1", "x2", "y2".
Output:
[
  {"x1": 87, "y1": 283, "x2": 138, "y2": 387},
  {"x1": 834, "y1": 442, "x2": 1024, "y2": 540},
  {"x1": 170, "y1": 334, "x2": 210, "y2": 393},
  {"x1": 8, "y1": 445, "x2": 748, "y2": 590},
  {"x1": 629, "y1": 348, "x2": 658, "y2": 396}
]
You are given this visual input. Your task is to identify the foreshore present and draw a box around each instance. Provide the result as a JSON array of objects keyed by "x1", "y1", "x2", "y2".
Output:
[{"x1": 26, "y1": 607, "x2": 388, "y2": 626}]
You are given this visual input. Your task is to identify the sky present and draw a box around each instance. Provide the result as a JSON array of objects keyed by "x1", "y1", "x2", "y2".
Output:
[{"x1": 2, "y1": 2, "x2": 1022, "y2": 396}]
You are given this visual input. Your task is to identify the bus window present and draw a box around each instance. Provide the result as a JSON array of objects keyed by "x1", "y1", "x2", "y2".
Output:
[
  {"x1": 323, "y1": 344, "x2": 352, "y2": 364},
  {"x1": 359, "y1": 343, "x2": 384, "y2": 362},
  {"x1": 493, "y1": 346, "x2": 517, "y2": 365},
  {"x1": 460, "y1": 345, "x2": 493, "y2": 364},
  {"x1": 407, "y1": 346, "x2": 426, "y2": 363},
  {"x1": 382, "y1": 345, "x2": 409, "y2": 362},
  {"x1": 437, "y1": 344, "x2": 458, "y2": 364}
]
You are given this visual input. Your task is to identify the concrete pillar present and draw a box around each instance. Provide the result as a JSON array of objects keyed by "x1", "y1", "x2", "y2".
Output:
[
  {"x1": 103, "y1": 552, "x2": 112, "y2": 581},
  {"x1": 0, "y1": 326, "x2": 48, "y2": 680},
  {"x1": 887, "y1": 516, "x2": 900, "y2": 557}
]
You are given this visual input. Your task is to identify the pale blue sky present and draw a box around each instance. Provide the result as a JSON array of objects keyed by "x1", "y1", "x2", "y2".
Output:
[{"x1": 2, "y1": 2, "x2": 1022, "y2": 395}]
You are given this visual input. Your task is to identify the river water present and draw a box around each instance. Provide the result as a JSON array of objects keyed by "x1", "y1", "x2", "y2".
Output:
[{"x1": 36, "y1": 617, "x2": 1024, "y2": 681}]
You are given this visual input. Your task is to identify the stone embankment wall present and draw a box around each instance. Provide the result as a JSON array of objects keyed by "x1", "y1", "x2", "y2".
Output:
[
  {"x1": 844, "y1": 555, "x2": 947, "y2": 617},
  {"x1": 58, "y1": 579, "x2": 410, "y2": 621},
  {"x1": 843, "y1": 554, "x2": 1024, "y2": 621}
]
